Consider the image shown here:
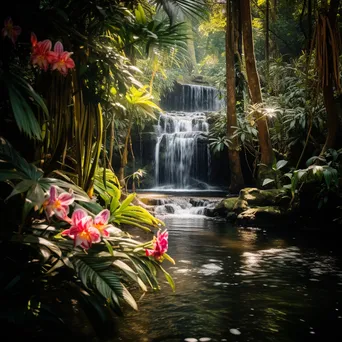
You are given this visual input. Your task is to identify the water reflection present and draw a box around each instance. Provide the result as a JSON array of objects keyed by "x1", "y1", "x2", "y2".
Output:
[{"x1": 115, "y1": 216, "x2": 342, "y2": 342}]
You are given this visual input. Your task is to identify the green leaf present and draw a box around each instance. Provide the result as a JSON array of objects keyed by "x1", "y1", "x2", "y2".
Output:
[
  {"x1": 6, "y1": 179, "x2": 35, "y2": 200},
  {"x1": 19, "y1": 235, "x2": 62, "y2": 258},
  {"x1": 72, "y1": 257, "x2": 123, "y2": 310},
  {"x1": 113, "y1": 260, "x2": 147, "y2": 292},
  {"x1": 159, "y1": 265, "x2": 175, "y2": 292},
  {"x1": 120, "y1": 193, "x2": 136, "y2": 210},
  {"x1": 104, "y1": 239, "x2": 114, "y2": 256},
  {"x1": 262, "y1": 178, "x2": 275, "y2": 186},
  {"x1": 275, "y1": 160, "x2": 288, "y2": 170}
]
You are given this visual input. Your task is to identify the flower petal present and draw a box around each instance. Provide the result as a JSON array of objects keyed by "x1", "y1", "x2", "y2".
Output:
[
  {"x1": 54, "y1": 206, "x2": 67, "y2": 220},
  {"x1": 71, "y1": 209, "x2": 88, "y2": 225},
  {"x1": 49, "y1": 186, "x2": 57, "y2": 201},
  {"x1": 94, "y1": 209, "x2": 110, "y2": 225},
  {"x1": 54, "y1": 41, "x2": 64, "y2": 54},
  {"x1": 75, "y1": 235, "x2": 90, "y2": 249},
  {"x1": 88, "y1": 227, "x2": 101, "y2": 243},
  {"x1": 58, "y1": 192, "x2": 74, "y2": 206},
  {"x1": 46, "y1": 51, "x2": 58, "y2": 63},
  {"x1": 145, "y1": 249, "x2": 155, "y2": 257},
  {"x1": 40, "y1": 39, "x2": 52, "y2": 53},
  {"x1": 65, "y1": 58, "x2": 75, "y2": 69},
  {"x1": 31, "y1": 32, "x2": 37, "y2": 46}
]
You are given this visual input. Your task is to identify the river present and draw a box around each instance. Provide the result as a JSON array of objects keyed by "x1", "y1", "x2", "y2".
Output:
[{"x1": 115, "y1": 212, "x2": 342, "y2": 342}]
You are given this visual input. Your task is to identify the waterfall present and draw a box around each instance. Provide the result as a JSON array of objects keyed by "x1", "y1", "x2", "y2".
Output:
[
  {"x1": 154, "y1": 111, "x2": 210, "y2": 189},
  {"x1": 154, "y1": 83, "x2": 222, "y2": 190},
  {"x1": 161, "y1": 83, "x2": 222, "y2": 112}
]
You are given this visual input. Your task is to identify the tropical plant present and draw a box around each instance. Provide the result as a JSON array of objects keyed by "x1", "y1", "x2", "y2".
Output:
[
  {"x1": 283, "y1": 149, "x2": 341, "y2": 207},
  {"x1": 0, "y1": 140, "x2": 175, "y2": 335}
]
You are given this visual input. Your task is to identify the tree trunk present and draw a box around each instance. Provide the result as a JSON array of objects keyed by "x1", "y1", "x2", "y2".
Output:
[
  {"x1": 265, "y1": 0, "x2": 270, "y2": 77},
  {"x1": 240, "y1": 0, "x2": 274, "y2": 174},
  {"x1": 226, "y1": 0, "x2": 244, "y2": 193},
  {"x1": 320, "y1": 0, "x2": 340, "y2": 154},
  {"x1": 118, "y1": 120, "x2": 133, "y2": 185},
  {"x1": 307, "y1": 0, "x2": 312, "y2": 51},
  {"x1": 109, "y1": 119, "x2": 115, "y2": 166},
  {"x1": 186, "y1": 19, "x2": 198, "y2": 75}
]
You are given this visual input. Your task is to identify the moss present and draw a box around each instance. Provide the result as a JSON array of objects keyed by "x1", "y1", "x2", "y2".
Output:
[
  {"x1": 221, "y1": 197, "x2": 239, "y2": 211},
  {"x1": 239, "y1": 187, "x2": 289, "y2": 207}
]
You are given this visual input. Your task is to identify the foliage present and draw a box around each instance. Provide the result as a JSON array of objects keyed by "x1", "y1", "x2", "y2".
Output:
[
  {"x1": 282, "y1": 149, "x2": 341, "y2": 208},
  {"x1": 0, "y1": 142, "x2": 175, "y2": 331}
]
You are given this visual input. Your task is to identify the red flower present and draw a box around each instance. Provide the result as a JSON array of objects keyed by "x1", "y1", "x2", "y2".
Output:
[
  {"x1": 48, "y1": 41, "x2": 75, "y2": 76},
  {"x1": 43, "y1": 185, "x2": 74, "y2": 221},
  {"x1": 145, "y1": 230, "x2": 169, "y2": 260},
  {"x1": 30, "y1": 32, "x2": 52, "y2": 71},
  {"x1": 62, "y1": 209, "x2": 101, "y2": 249},
  {"x1": 92, "y1": 209, "x2": 115, "y2": 237},
  {"x1": 1, "y1": 17, "x2": 21, "y2": 44}
]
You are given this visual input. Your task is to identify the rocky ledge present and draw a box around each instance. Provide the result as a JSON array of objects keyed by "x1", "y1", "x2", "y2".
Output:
[{"x1": 205, "y1": 188, "x2": 292, "y2": 227}]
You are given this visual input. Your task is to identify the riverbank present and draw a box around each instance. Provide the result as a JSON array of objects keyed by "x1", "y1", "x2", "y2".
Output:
[{"x1": 137, "y1": 187, "x2": 341, "y2": 231}]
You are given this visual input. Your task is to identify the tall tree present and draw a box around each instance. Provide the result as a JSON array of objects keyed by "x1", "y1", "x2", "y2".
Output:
[
  {"x1": 226, "y1": 0, "x2": 244, "y2": 192},
  {"x1": 240, "y1": 0, "x2": 274, "y2": 178},
  {"x1": 314, "y1": 0, "x2": 341, "y2": 154}
]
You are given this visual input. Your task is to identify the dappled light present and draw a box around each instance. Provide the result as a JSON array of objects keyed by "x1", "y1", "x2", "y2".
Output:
[{"x1": 1, "y1": 0, "x2": 342, "y2": 341}]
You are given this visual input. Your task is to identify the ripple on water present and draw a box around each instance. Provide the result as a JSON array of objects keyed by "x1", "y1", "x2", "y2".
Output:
[
  {"x1": 230, "y1": 328, "x2": 241, "y2": 335},
  {"x1": 198, "y1": 263, "x2": 223, "y2": 276}
]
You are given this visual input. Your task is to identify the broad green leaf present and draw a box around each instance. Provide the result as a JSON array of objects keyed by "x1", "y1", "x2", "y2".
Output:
[
  {"x1": 275, "y1": 160, "x2": 288, "y2": 170},
  {"x1": 113, "y1": 259, "x2": 147, "y2": 292},
  {"x1": 20, "y1": 235, "x2": 62, "y2": 258},
  {"x1": 6, "y1": 179, "x2": 35, "y2": 200},
  {"x1": 262, "y1": 178, "x2": 275, "y2": 186}
]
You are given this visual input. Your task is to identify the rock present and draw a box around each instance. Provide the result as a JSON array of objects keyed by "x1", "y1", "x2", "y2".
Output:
[
  {"x1": 221, "y1": 197, "x2": 239, "y2": 211},
  {"x1": 233, "y1": 199, "x2": 248, "y2": 213},
  {"x1": 239, "y1": 187, "x2": 289, "y2": 207},
  {"x1": 184, "y1": 338, "x2": 198, "y2": 342},
  {"x1": 236, "y1": 206, "x2": 282, "y2": 226},
  {"x1": 199, "y1": 338, "x2": 211, "y2": 342}
]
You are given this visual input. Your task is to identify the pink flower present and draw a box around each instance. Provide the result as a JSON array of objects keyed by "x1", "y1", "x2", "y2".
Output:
[
  {"x1": 145, "y1": 230, "x2": 169, "y2": 260},
  {"x1": 30, "y1": 32, "x2": 52, "y2": 71},
  {"x1": 92, "y1": 209, "x2": 115, "y2": 237},
  {"x1": 62, "y1": 209, "x2": 101, "y2": 249},
  {"x1": 1, "y1": 17, "x2": 21, "y2": 44},
  {"x1": 43, "y1": 185, "x2": 74, "y2": 221},
  {"x1": 47, "y1": 41, "x2": 75, "y2": 76}
]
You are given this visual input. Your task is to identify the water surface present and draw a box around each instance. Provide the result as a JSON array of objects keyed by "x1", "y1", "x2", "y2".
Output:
[{"x1": 115, "y1": 215, "x2": 342, "y2": 342}]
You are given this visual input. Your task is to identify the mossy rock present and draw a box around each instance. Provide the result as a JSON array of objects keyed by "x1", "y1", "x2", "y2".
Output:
[
  {"x1": 239, "y1": 187, "x2": 290, "y2": 207},
  {"x1": 236, "y1": 206, "x2": 284, "y2": 226},
  {"x1": 206, "y1": 197, "x2": 239, "y2": 217},
  {"x1": 216, "y1": 197, "x2": 239, "y2": 211},
  {"x1": 233, "y1": 199, "x2": 249, "y2": 213}
]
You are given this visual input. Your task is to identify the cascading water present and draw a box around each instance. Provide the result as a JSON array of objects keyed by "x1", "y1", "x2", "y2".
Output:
[
  {"x1": 161, "y1": 83, "x2": 221, "y2": 112},
  {"x1": 154, "y1": 84, "x2": 222, "y2": 189}
]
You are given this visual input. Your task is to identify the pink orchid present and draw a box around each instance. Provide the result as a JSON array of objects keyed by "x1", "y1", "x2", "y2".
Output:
[
  {"x1": 92, "y1": 209, "x2": 115, "y2": 237},
  {"x1": 145, "y1": 230, "x2": 169, "y2": 260},
  {"x1": 43, "y1": 185, "x2": 74, "y2": 221},
  {"x1": 62, "y1": 209, "x2": 101, "y2": 249},
  {"x1": 1, "y1": 17, "x2": 21, "y2": 44},
  {"x1": 30, "y1": 32, "x2": 52, "y2": 71},
  {"x1": 47, "y1": 41, "x2": 75, "y2": 76}
]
